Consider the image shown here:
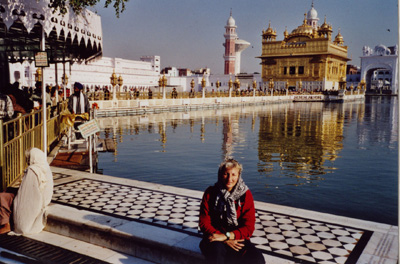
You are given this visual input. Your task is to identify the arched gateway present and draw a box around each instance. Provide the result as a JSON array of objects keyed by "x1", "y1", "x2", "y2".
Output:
[{"x1": 360, "y1": 45, "x2": 398, "y2": 95}]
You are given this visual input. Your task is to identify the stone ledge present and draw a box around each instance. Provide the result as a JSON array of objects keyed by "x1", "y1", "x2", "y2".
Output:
[{"x1": 45, "y1": 204, "x2": 205, "y2": 264}]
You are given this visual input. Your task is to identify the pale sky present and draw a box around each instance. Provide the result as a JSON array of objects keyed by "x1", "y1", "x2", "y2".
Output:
[{"x1": 93, "y1": 0, "x2": 398, "y2": 74}]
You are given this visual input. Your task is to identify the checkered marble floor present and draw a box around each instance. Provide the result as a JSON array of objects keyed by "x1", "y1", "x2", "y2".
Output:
[{"x1": 52, "y1": 175, "x2": 372, "y2": 264}]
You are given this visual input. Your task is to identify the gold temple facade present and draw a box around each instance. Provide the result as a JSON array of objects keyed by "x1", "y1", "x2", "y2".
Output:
[{"x1": 258, "y1": 4, "x2": 350, "y2": 91}]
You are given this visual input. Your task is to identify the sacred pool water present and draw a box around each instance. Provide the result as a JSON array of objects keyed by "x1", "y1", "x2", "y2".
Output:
[{"x1": 97, "y1": 96, "x2": 398, "y2": 225}]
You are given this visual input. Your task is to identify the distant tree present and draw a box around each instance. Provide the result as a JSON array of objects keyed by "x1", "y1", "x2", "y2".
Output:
[{"x1": 49, "y1": 0, "x2": 128, "y2": 18}]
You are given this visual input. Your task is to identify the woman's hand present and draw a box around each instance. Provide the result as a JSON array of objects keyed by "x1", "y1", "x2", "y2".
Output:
[
  {"x1": 225, "y1": 239, "x2": 245, "y2": 251},
  {"x1": 208, "y1": 233, "x2": 227, "y2": 242}
]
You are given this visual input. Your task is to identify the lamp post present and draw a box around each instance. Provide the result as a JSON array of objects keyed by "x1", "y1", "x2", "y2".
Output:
[
  {"x1": 298, "y1": 79, "x2": 302, "y2": 93},
  {"x1": 285, "y1": 80, "x2": 289, "y2": 96},
  {"x1": 228, "y1": 77, "x2": 233, "y2": 97},
  {"x1": 252, "y1": 79, "x2": 257, "y2": 97},
  {"x1": 158, "y1": 76, "x2": 163, "y2": 99},
  {"x1": 110, "y1": 70, "x2": 118, "y2": 101},
  {"x1": 359, "y1": 79, "x2": 366, "y2": 93},
  {"x1": 269, "y1": 78, "x2": 274, "y2": 96},
  {"x1": 61, "y1": 73, "x2": 68, "y2": 100},
  {"x1": 201, "y1": 75, "x2": 206, "y2": 98},
  {"x1": 216, "y1": 80, "x2": 221, "y2": 97},
  {"x1": 35, "y1": 68, "x2": 42, "y2": 82},
  {"x1": 35, "y1": 67, "x2": 42, "y2": 83},
  {"x1": 234, "y1": 76, "x2": 240, "y2": 96},
  {"x1": 162, "y1": 75, "x2": 167, "y2": 99},
  {"x1": 118, "y1": 75, "x2": 123, "y2": 98},
  {"x1": 190, "y1": 79, "x2": 195, "y2": 98}
]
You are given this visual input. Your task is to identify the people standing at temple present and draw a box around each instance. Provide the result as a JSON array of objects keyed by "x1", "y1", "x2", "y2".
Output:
[
  {"x1": 45, "y1": 85, "x2": 52, "y2": 107},
  {"x1": 0, "y1": 90, "x2": 14, "y2": 120},
  {"x1": 6, "y1": 82, "x2": 33, "y2": 114},
  {"x1": 189, "y1": 87, "x2": 195, "y2": 98},
  {"x1": 31, "y1": 82, "x2": 43, "y2": 109},
  {"x1": 67, "y1": 82, "x2": 90, "y2": 114},
  {"x1": 0, "y1": 148, "x2": 53, "y2": 235},
  {"x1": 148, "y1": 88, "x2": 153, "y2": 99},
  {"x1": 172, "y1": 88, "x2": 178, "y2": 99},
  {"x1": 50, "y1": 86, "x2": 58, "y2": 106},
  {"x1": 3, "y1": 84, "x2": 26, "y2": 118},
  {"x1": 104, "y1": 87, "x2": 110, "y2": 100}
]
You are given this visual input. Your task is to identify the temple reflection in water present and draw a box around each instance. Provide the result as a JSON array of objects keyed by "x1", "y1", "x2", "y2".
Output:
[{"x1": 96, "y1": 101, "x2": 371, "y2": 182}]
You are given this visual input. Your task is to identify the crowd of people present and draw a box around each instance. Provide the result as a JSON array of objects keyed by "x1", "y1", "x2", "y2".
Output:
[
  {"x1": 0, "y1": 81, "x2": 68, "y2": 122},
  {"x1": 0, "y1": 81, "x2": 93, "y2": 123}
]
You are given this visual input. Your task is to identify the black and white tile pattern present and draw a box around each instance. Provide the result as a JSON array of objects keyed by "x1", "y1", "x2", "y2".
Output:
[{"x1": 52, "y1": 178, "x2": 372, "y2": 264}]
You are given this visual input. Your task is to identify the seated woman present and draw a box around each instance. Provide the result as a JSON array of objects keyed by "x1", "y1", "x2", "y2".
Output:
[
  {"x1": 199, "y1": 159, "x2": 265, "y2": 264},
  {"x1": 0, "y1": 148, "x2": 53, "y2": 235}
]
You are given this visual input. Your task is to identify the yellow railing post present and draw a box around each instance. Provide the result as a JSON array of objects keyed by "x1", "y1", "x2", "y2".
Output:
[
  {"x1": 18, "y1": 113, "x2": 23, "y2": 180},
  {"x1": 0, "y1": 119, "x2": 4, "y2": 191}
]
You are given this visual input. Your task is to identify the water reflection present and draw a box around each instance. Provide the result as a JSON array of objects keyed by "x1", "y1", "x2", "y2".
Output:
[{"x1": 97, "y1": 101, "x2": 373, "y2": 183}]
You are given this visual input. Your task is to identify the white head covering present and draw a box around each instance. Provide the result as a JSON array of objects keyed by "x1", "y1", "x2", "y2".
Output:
[
  {"x1": 28, "y1": 148, "x2": 54, "y2": 205},
  {"x1": 13, "y1": 148, "x2": 53, "y2": 234}
]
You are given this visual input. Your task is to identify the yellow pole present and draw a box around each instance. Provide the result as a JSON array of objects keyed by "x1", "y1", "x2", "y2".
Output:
[
  {"x1": 0, "y1": 119, "x2": 4, "y2": 191},
  {"x1": 18, "y1": 113, "x2": 24, "y2": 178}
]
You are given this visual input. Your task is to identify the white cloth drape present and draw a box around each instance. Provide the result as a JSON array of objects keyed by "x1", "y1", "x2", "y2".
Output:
[
  {"x1": 72, "y1": 92, "x2": 86, "y2": 114},
  {"x1": 13, "y1": 148, "x2": 53, "y2": 235}
]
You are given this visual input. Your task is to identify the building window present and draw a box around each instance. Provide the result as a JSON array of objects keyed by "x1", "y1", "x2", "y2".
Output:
[
  {"x1": 289, "y1": 66, "x2": 296, "y2": 75},
  {"x1": 283, "y1": 67, "x2": 287, "y2": 75},
  {"x1": 298, "y1": 66, "x2": 304, "y2": 74}
]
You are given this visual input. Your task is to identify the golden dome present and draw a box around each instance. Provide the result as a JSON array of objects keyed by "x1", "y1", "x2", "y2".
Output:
[
  {"x1": 319, "y1": 16, "x2": 332, "y2": 32},
  {"x1": 263, "y1": 21, "x2": 276, "y2": 36},
  {"x1": 283, "y1": 26, "x2": 289, "y2": 38},
  {"x1": 289, "y1": 14, "x2": 314, "y2": 37},
  {"x1": 334, "y1": 29, "x2": 344, "y2": 45}
]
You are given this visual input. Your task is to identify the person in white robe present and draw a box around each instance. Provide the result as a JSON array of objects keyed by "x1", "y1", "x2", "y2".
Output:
[{"x1": 12, "y1": 148, "x2": 53, "y2": 235}]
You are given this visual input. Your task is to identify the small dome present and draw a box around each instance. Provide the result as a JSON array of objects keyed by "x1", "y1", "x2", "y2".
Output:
[
  {"x1": 307, "y1": 6, "x2": 318, "y2": 20},
  {"x1": 334, "y1": 29, "x2": 344, "y2": 45},
  {"x1": 263, "y1": 21, "x2": 276, "y2": 36},
  {"x1": 334, "y1": 32, "x2": 343, "y2": 41},
  {"x1": 283, "y1": 26, "x2": 289, "y2": 38},
  {"x1": 227, "y1": 15, "x2": 235, "y2": 27},
  {"x1": 319, "y1": 16, "x2": 332, "y2": 32}
]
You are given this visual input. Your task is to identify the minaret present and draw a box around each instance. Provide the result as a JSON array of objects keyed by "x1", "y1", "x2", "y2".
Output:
[
  {"x1": 223, "y1": 10, "x2": 237, "y2": 75},
  {"x1": 223, "y1": 10, "x2": 250, "y2": 75}
]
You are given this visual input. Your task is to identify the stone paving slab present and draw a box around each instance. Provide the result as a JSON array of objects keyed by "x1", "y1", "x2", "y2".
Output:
[{"x1": 47, "y1": 167, "x2": 398, "y2": 264}]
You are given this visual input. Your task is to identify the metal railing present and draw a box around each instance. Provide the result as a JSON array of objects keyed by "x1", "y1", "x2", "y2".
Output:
[
  {"x1": 86, "y1": 90, "x2": 290, "y2": 101},
  {"x1": 0, "y1": 101, "x2": 69, "y2": 191}
]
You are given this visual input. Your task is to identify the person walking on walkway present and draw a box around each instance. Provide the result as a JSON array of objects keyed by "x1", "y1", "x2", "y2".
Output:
[
  {"x1": 0, "y1": 148, "x2": 53, "y2": 235},
  {"x1": 199, "y1": 159, "x2": 265, "y2": 264}
]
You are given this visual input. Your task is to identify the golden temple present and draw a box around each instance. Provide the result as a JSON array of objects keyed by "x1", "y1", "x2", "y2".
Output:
[{"x1": 258, "y1": 3, "x2": 349, "y2": 91}]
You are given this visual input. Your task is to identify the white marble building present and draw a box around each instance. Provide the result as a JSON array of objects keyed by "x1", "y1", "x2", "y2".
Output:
[
  {"x1": 9, "y1": 55, "x2": 160, "y2": 91},
  {"x1": 360, "y1": 44, "x2": 398, "y2": 94}
]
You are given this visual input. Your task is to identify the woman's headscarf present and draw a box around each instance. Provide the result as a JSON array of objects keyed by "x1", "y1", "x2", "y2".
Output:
[{"x1": 27, "y1": 148, "x2": 53, "y2": 205}]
